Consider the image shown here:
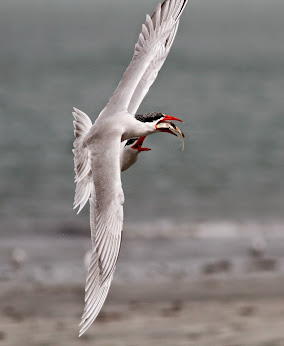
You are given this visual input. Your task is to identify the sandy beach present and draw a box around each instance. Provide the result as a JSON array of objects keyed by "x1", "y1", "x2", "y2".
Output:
[
  {"x1": 1, "y1": 280, "x2": 284, "y2": 346},
  {"x1": 1, "y1": 228, "x2": 284, "y2": 346}
]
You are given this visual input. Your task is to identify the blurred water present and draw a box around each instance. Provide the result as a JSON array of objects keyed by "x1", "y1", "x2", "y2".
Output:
[{"x1": 0, "y1": 0, "x2": 284, "y2": 230}]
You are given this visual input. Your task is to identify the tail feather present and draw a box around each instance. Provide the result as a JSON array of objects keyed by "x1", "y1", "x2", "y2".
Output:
[
  {"x1": 73, "y1": 107, "x2": 92, "y2": 139},
  {"x1": 72, "y1": 107, "x2": 93, "y2": 213},
  {"x1": 73, "y1": 173, "x2": 93, "y2": 214}
]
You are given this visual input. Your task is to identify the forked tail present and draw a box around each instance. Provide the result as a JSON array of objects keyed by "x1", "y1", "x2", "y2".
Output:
[{"x1": 72, "y1": 107, "x2": 93, "y2": 213}]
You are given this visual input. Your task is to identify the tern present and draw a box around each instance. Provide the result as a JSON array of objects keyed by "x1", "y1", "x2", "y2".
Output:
[
  {"x1": 73, "y1": 108, "x2": 152, "y2": 213},
  {"x1": 73, "y1": 0, "x2": 188, "y2": 336},
  {"x1": 73, "y1": 136, "x2": 150, "y2": 212},
  {"x1": 73, "y1": 108, "x2": 183, "y2": 213}
]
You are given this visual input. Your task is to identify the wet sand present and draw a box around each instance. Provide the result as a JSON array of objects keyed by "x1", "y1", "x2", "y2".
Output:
[
  {"x1": 1, "y1": 280, "x2": 284, "y2": 346},
  {"x1": 1, "y1": 230, "x2": 284, "y2": 345}
]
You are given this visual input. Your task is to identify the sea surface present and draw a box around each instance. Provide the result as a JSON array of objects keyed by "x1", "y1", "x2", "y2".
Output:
[{"x1": 0, "y1": 0, "x2": 284, "y2": 233}]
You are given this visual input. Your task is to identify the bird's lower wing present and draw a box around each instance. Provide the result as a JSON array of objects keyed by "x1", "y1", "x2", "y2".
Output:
[
  {"x1": 79, "y1": 136, "x2": 124, "y2": 336},
  {"x1": 79, "y1": 246, "x2": 113, "y2": 336},
  {"x1": 101, "y1": 0, "x2": 188, "y2": 116}
]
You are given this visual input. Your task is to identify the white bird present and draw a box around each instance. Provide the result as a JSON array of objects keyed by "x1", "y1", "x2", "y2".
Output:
[
  {"x1": 73, "y1": 0, "x2": 188, "y2": 336},
  {"x1": 73, "y1": 108, "x2": 151, "y2": 213},
  {"x1": 120, "y1": 136, "x2": 152, "y2": 172}
]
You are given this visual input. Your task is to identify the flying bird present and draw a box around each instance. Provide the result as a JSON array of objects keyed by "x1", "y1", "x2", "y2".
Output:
[
  {"x1": 73, "y1": 108, "x2": 183, "y2": 214},
  {"x1": 73, "y1": 108, "x2": 152, "y2": 213},
  {"x1": 73, "y1": 0, "x2": 188, "y2": 336},
  {"x1": 120, "y1": 136, "x2": 151, "y2": 171}
]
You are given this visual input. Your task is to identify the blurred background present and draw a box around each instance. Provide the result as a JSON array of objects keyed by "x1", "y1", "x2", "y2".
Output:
[{"x1": 0, "y1": 0, "x2": 284, "y2": 345}]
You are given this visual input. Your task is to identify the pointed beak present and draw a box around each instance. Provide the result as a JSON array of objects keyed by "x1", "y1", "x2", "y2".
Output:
[
  {"x1": 155, "y1": 114, "x2": 184, "y2": 136},
  {"x1": 161, "y1": 114, "x2": 184, "y2": 123},
  {"x1": 131, "y1": 136, "x2": 151, "y2": 151}
]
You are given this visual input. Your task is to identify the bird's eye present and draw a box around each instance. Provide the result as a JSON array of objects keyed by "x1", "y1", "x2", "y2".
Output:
[{"x1": 125, "y1": 138, "x2": 138, "y2": 146}]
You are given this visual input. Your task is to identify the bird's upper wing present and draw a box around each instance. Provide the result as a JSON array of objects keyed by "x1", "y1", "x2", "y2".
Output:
[
  {"x1": 128, "y1": 21, "x2": 179, "y2": 115},
  {"x1": 79, "y1": 136, "x2": 124, "y2": 335},
  {"x1": 101, "y1": 0, "x2": 188, "y2": 116}
]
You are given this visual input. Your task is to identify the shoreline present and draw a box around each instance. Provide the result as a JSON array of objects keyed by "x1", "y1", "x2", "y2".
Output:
[
  {"x1": 1, "y1": 278, "x2": 284, "y2": 346},
  {"x1": 1, "y1": 230, "x2": 284, "y2": 345}
]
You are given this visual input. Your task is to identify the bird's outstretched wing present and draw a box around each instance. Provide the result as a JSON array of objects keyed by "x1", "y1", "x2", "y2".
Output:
[
  {"x1": 128, "y1": 21, "x2": 179, "y2": 115},
  {"x1": 102, "y1": 0, "x2": 188, "y2": 115},
  {"x1": 79, "y1": 136, "x2": 124, "y2": 336}
]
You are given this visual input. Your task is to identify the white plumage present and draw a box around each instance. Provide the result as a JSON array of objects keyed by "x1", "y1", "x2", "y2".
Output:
[
  {"x1": 73, "y1": 108, "x2": 149, "y2": 213},
  {"x1": 73, "y1": 0, "x2": 189, "y2": 336}
]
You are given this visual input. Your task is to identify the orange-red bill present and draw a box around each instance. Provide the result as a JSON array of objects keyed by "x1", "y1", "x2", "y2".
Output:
[
  {"x1": 131, "y1": 136, "x2": 151, "y2": 151},
  {"x1": 162, "y1": 114, "x2": 184, "y2": 123},
  {"x1": 156, "y1": 128, "x2": 178, "y2": 136}
]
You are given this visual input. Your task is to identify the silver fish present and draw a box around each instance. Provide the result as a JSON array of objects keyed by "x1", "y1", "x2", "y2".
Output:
[{"x1": 156, "y1": 121, "x2": 185, "y2": 150}]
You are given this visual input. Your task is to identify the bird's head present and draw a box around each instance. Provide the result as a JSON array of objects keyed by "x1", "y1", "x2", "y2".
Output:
[
  {"x1": 135, "y1": 112, "x2": 183, "y2": 135},
  {"x1": 134, "y1": 112, "x2": 185, "y2": 149},
  {"x1": 121, "y1": 137, "x2": 150, "y2": 172},
  {"x1": 124, "y1": 136, "x2": 151, "y2": 152}
]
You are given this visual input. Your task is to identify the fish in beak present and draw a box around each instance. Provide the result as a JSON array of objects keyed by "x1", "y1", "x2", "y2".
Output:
[
  {"x1": 131, "y1": 136, "x2": 151, "y2": 151},
  {"x1": 155, "y1": 120, "x2": 185, "y2": 150}
]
